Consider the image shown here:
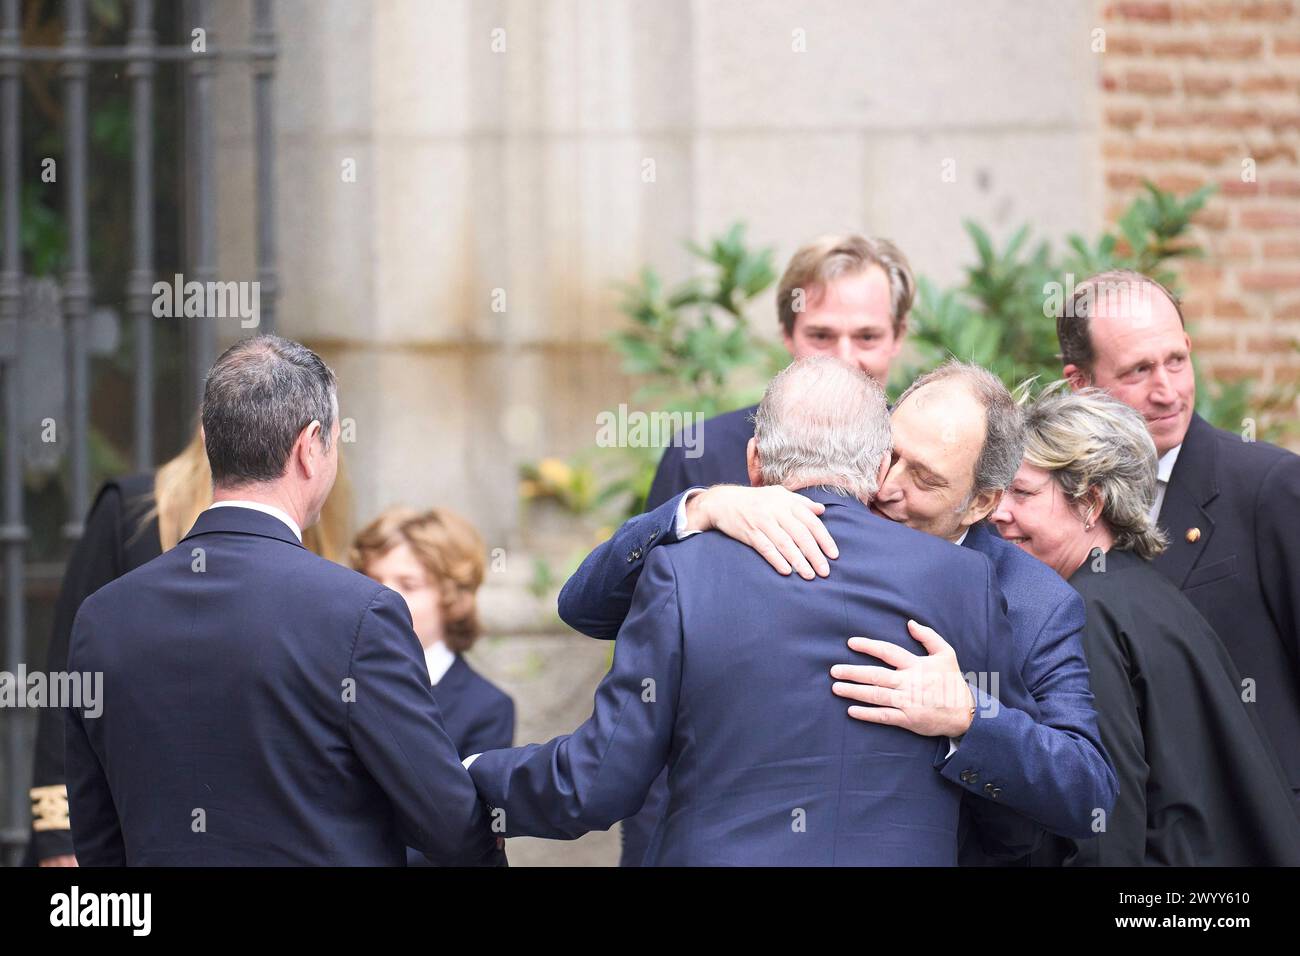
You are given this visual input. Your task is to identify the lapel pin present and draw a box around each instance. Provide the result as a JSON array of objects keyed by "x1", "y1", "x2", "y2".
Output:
[{"x1": 1186, "y1": 527, "x2": 1201, "y2": 543}]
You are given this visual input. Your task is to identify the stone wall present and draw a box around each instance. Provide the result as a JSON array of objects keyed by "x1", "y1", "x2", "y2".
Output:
[{"x1": 209, "y1": 0, "x2": 1106, "y2": 865}]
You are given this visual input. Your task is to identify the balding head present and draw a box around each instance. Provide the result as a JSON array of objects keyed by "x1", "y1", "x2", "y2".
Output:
[{"x1": 749, "y1": 357, "x2": 892, "y2": 501}]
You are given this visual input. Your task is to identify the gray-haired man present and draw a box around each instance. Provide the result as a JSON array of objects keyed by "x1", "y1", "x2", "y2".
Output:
[{"x1": 559, "y1": 360, "x2": 1116, "y2": 864}]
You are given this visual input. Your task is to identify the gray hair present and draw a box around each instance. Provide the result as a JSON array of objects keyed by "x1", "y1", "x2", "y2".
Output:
[
  {"x1": 201, "y1": 335, "x2": 338, "y2": 486},
  {"x1": 894, "y1": 360, "x2": 1025, "y2": 498},
  {"x1": 752, "y1": 357, "x2": 892, "y2": 500},
  {"x1": 1022, "y1": 385, "x2": 1168, "y2": 559}
]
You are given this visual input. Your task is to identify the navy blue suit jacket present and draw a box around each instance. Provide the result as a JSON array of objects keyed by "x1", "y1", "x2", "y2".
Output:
[
  {"x1": 1152, "y1": 412, "x2": 1300, "y2": 803},
  {"x1": 951, "y1": 522, "x2": 1116, "y2": 863},
  {"x1": 470, "y1": 488, "x2": 1032, "y2": 866},
  {"x1": 407, "y1": 655, "x2": 515, "y2": 866},
  {"x1": 65, "y1": 506, "x2": 501, "y2": 866},
  {"x1": 435, "y1": 655, "x2": 515, "y2": 759},
  {"x1": 557, "y1": 495, "x2": 1115, "y2": 865}
]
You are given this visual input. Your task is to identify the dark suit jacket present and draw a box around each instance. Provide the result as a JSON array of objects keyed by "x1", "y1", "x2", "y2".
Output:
[
  {"x1": 471, "y1": 488, "x2": 1033, "y2": 866},
  {"x1": 26, "y1": 474, "x2": 160, "y2": 864},
  {"x1": 951, "y1": 522, "x2": 1116, "y2": 863},
  {"x1": 645, "y1": 404, "x2": 756, "y2": 510},
  {"x1": 1036, "y1": 548, "x2": 1300, "y2": 866},
  {"x1": 407, "y1": 655, "x2": 514, "y2": 866},
  {"x1": 435, "y1": 655, "x2": 515, "y2": 759},
  {"x1": 615, "y1": 402, "x2": 755, "y2": 865},
  {"x1": 557, "y1": 496, "x2": 1114, "y2": 865},
  {"x1": 1153, "y1": 412, "x2": 1300, "y2": 803},
  {"x1": 65, "y1": 506, "x2": 500, "y2": 866}
]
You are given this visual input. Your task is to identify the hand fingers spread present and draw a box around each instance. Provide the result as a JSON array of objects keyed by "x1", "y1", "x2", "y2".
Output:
[
  {"x1": 829, "y1": 663, "x2": 902, "y2": 688},
  {"x1": 751, "y1": 535, "x2": 794, "y2": 576},
  {"x1": 832, "y1": 681, "x2": 902, "y2": 708},
  {"x1": 906, "y1": 618, "x2": 951, "y2": 655},
  {"x1": 795, "y1": 506, "x2": 839, "y2": 561},
  {"x1": 846, "y1": 705, "x2": 906, "y2": 726},
  {"x1": 780, "y1": 515, "x2": 830, "y2": 577},
  {"x1": 760, "y1": 521, "x2": 816, "y2": 580},
  {"x1": 847, "y1": 636, "x2": 915, "y2": 669}
]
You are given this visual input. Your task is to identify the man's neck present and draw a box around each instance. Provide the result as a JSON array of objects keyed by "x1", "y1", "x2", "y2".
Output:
[
  {"x1": 212, "y1": 483, "x2": 307, "y2": 532},
  {"x1": 785, "y1": 479, "x2": 869, "y2": 506}
]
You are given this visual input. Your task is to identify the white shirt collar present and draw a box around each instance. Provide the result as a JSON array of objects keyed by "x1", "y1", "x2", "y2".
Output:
[
  {"x1": 953, "y1": 528, "x2": 969, "y2": 547},
  {"x1": 423, "y1": 641, "x2": 456, "y2": 686},
  {"x1": 1157, "y1": 443, "x2": 1182, "y2": 484},
  {"x1": 207, "y1": 500, "x2": 303, "y2": 542}
]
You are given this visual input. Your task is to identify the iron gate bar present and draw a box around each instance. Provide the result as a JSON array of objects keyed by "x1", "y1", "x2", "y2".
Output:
[
  {"x1": 187, "y1": 0, "x2": 215, "y2": 406},
  {"x1": 128, "y1": 0, "x2": 156, "y2": 471},
  {"x1": 0, "y1": 0, "x2": 279, "y2": 862},
  {"x1": 62, "y1": 0, "x2": 91, "y2": 543},
  {"x1": 0, "y1": 0, "x2": 23, "y2": 863},
  {"x1": 253, "y1": 0, "x2": 275, "y2": 333}
]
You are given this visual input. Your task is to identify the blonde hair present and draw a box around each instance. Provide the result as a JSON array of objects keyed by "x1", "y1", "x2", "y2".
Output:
[
  {"x1": 776, "y1": 234, "x2": 915, "y2": 337},
  {"x1": 1021, "y1": 385, "x2": 1168, "y2": 560},
  {"x1": 141, "y1": 424, "x2": 352, "y2": 562},
  {"x1": 348, "y1": 507, "x2": 487, "y2": 653}
]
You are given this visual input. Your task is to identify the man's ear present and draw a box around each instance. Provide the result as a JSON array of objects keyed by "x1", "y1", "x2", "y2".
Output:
[
  {"x1": 963, "y1": 488, "x2": 1002, "y2": 527},
  {"x1": 746, "y1": 437, "x2": 762, "y2": 487},
  {"x1": 297, "y1": 421, "x2": 322, "y2": 478},
  {"x1": 875, "y1": 453, "x2": 890, "y2": 491},
  {"x1": 1063, "y1": 363, "x2": 1090, "y2": 390}
]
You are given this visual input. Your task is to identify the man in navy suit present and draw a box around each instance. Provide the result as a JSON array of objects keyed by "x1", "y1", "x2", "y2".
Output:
[
  {"x1": 620, "y1": 234, "x2": 915, "y2": 863},
  {"x1": 65, "y1": 335, "x2": 501, "y2": 866},
  {"x1": 1060, "y1": 269, "x2": 1300, "y2": 808},
  {"x1": 467, "y1": 358, "x2": 1035, "y2": 865},
  {"x1": 560, "y1": 361, "x2": 1116, "y2": 866},
  {"x1": 646, "y1": 233, "x2": 914, "y2": 512}
]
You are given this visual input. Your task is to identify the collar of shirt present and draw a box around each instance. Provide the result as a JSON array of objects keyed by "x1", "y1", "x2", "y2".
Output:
[
  {"x1": 424, "y1": 641, "x2": 456, "y2": 686},
  {"x1": 1157, "y1": 443, "x2": 1182, "y2": 484},
  {"x1": 207, "y1": 500, "x2": 303, "y2": 542},
  {"x1": 953, "y1": 528, "x2": 969, "y2": 547}
]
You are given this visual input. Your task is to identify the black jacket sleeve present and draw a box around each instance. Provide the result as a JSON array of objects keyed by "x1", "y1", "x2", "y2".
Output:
[
  {"x1": 1064, "y1": 600, "x2": 1148, "y2": 867},
  {"x1": 27, "y1": 482, "x2": 130, "y2": 863}
]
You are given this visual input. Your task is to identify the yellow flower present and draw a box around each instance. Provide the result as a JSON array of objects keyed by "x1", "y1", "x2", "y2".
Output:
[{"x1": 537, "y1": 458, "x2": 573, "y2": 489}]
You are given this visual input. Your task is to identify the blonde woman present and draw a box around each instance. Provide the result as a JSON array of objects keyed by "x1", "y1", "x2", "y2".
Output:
[
  {"x1": 992, "y1": 387, "x2": 1300, "y2": 866},
  {"x1": 25, "y1": 425, "x2": 350, "y2": 867}
]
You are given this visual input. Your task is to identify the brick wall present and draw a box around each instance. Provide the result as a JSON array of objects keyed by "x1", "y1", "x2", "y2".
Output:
[{"x1": 1099, "y1": 0, "x2": 1300, "y2": 440}]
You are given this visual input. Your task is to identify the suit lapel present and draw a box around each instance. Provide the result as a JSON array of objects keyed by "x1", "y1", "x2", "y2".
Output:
[{"x1": 1154, "y1": 414, "x2": 1219, "y2": 588}]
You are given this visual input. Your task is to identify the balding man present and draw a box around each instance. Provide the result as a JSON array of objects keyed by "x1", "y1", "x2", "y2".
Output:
[
  {"x1": 468, "y1": 358, "x2": 1032, "y2": 865},
  {"x1": 561, "y1": 361, "x2": 1116, "y2": 865},
  {"x1": 1057, "y1": 269, "x2": 1300, "y2": 809}
]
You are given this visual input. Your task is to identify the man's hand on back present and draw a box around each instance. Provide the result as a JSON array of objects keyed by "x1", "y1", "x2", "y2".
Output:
[
  {"x1": 684, "y1": 484, "x2": 838, "y2": 580},
  {"x1": 830, "y1": 620, "x2": 977, "y2": 738}
]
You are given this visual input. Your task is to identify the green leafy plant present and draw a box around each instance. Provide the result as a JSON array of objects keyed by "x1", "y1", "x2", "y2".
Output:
[{"x1": 518, "y1": 223, "x2": 787, "y2": 524}]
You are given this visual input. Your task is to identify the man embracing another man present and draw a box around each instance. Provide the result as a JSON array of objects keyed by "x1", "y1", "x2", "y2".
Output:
[{"x1": 465, "y1": 357, "x2": 1036, "y2": 865}]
